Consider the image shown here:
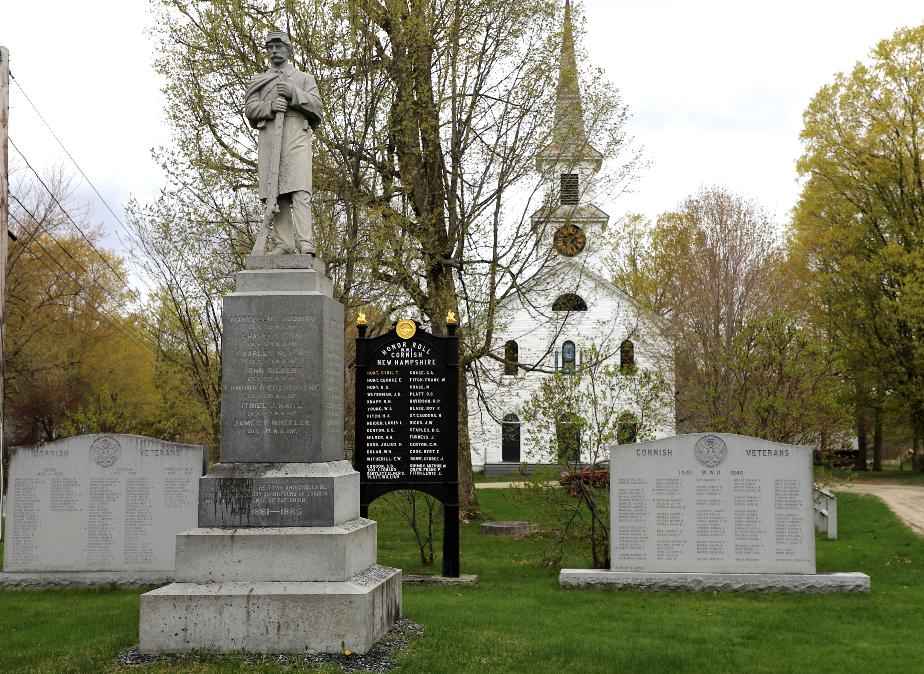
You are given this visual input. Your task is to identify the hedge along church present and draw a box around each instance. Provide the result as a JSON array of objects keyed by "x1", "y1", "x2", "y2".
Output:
[{"x1": 468, "y1": 0, "x2": 676, "y2": 474}]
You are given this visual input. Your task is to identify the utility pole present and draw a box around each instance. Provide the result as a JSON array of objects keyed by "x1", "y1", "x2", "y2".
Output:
[{"x1": 0, "y1": 46, "x2": 9, "y2": 542}]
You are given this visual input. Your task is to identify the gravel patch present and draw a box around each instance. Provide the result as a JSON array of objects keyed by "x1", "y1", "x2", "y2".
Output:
[{"x1": 117, "y1": 619, "x2": 423, "y2": 672}]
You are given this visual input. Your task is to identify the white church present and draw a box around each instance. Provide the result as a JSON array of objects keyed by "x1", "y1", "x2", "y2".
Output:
[{"x1": 468, "y1": 0, "x2": 676, "y2": 474}]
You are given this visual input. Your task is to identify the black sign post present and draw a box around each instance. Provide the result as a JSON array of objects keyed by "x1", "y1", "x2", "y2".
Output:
[{"x1": 355, "y1": 319, "x2": 460, "y2": 577}]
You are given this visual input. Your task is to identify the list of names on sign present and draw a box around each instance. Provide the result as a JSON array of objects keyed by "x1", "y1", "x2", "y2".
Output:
[
  {"x1": 223, "y1": 311, "x2": 316, "y2": 439},
  {"x1": 2, "y1": 435, "x2": 202, "y2": 573},
  {"x1": 610, "y1": 434, "x2": 815, "y2": 575},
  {"x1": 355, "y1": 324, "x2": 462, "y2": 578},
  {"x1": 360, "y1": 336, "x2": 454, "y2": 484}
]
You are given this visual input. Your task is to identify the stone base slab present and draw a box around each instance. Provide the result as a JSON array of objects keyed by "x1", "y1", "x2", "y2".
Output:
[
  {"x1": 139, "y1": 565, "x2": 401, "y2": 654},
  {"x1": 480, "y1": 521, "x2": 537, "y2": 537},
  {"x1": 559, "y1": 569, "x2": 871, "y2": 593},
  {"x1": 175, "y1": 520, "x2": 377, "y2": 583},
  {"x1": 403, "y1": 574, "x2": 478, "y2": 586},
  {"x1": 0, "y1": 571, "x2": 173, "y2": 590},
  {"x1": 235, "y1": 268, "x2": 332, "y2": 296},
  {"x1": 198, "y1": 462, "x2": 359, "y2": 528},
  {"x1": 245, "y1": 254, "x2": 326, "y2": 273}
]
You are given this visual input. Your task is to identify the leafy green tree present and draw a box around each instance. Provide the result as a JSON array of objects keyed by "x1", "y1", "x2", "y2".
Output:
[
  {"x1": 609, "y1": 188, "x2": 849, "y2": 446},
  {"x1": 712, "y1": 313, "x2": 849, "y2": 445},
  {"x1": 792, "y1": 24, "x2": 924, "y2": 470},
  {"x1": 5, "y1": 172, "x2": 160, "y2": 445},
  {"x1": 518, "y1": 345, "x2": 671, "y2": 569}
]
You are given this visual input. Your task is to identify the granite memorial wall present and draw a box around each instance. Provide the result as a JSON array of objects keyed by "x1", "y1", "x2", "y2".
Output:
[
  {"x1": 3, "y1": 434, "x2": 204, "y2": 573},
  {"x1": 610, "y1": 433, "x2": 815, "y2": 574}
]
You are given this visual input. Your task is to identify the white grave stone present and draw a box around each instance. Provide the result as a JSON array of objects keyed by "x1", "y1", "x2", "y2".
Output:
[
  {"x1": 2, "y1": 435, "x2": 203, "y2": 584},
  {"x1": 559, "y1": 434, "x2": 870, "y2": 593}
]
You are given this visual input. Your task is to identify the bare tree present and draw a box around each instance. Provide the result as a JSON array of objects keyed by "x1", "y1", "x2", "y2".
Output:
[{"x1": 136, "y1": 0, "x2": 641, "y2": 512}]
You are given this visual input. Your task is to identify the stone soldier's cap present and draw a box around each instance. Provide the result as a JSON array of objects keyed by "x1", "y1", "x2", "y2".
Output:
[{"x1": 265, "y1": 30, "x2": 292, "y2": 46}]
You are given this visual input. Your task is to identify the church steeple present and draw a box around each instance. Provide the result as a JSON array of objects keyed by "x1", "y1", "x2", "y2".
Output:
[
  {"x1": 538, "y1": 0, "x2": 602, "y2": 171},
  {"x1": 532, "y1": 0, "x2": 609, "y2": 259},
  {"x1": 553, "y1": 0, "x2": 588, "y2": 148}
]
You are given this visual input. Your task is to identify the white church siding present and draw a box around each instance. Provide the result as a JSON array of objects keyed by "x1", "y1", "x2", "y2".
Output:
[{"x1": 468, "y1": 259, "x2": 675, "y2": 468}]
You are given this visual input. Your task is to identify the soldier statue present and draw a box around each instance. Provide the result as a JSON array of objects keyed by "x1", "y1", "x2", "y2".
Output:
[{"x1": 245, "y1": 31, "x2": 323, "y2": 256}]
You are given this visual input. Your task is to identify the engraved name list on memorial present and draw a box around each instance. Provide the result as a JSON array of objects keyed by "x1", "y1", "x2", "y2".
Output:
[
  {"x1": 223, "y1": 310, "x2": 316, "y2": 443},
  {"x1": 3, "y1": 438, "x2": 202, "y2": 573},
  {"x1": 612, "y1": 436, "x2": 815, "y2": 575},
  {"x1": 363, "y1": 340, "x2": 450, "y2": 483}
]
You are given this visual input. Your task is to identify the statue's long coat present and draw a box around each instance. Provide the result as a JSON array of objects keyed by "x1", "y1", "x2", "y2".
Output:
[{"x1": 244, "y1": 62, "x2": 323, "y2": 199}]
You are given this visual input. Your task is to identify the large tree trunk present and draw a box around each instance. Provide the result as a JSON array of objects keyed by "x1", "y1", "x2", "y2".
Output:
[
  {"x1": 872, "y1": 406, "x2": 883, "y2": 472},
  {"x1": 456, "y1": 366, "x2": 480, "y2": 518},
  {"x1": 914, "y1": 416, "x2": 923, "y2": 472},
  {"x1": 855, "y1": 406, "x2": 868, "y2": 471}
]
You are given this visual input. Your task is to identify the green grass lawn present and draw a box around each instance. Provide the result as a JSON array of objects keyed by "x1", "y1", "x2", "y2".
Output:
[
  {"x1": 818, "y1": 463, "x2": 924, "y2": 485},
  {"x1": 2, "y1": 490, "x2": 923, "y2": 673}
]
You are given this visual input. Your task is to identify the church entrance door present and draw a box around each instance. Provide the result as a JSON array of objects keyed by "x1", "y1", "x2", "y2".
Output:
[{"x1": 502, "y1": 414, "x2": 521, "y2": 462}]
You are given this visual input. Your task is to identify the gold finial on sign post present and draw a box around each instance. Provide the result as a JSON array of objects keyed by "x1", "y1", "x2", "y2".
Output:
[
  {"x1": 356, "y1": 311, "x2": 367, "y2": 326},
  {"x1": 446, "y1": 309, "x2": 458, "y2": 336}
]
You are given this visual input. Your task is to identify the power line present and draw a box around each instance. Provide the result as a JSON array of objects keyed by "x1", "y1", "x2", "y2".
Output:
[
  {"x1": 9, "y1": 72, "x2": 145, "y2": 254},
  {"x1": 11, "y1": 205, "x2": 190, "y2": 371},
  {"x1": 9, "y1": 138, "x2": 152, "y2": 311},
  {"x1": 6, "y1": 210, "x2": 36, "y2": 269},
  {"x1": 9, "y1": 71, "x2": 231, "y2": 360},
  {"x1": 8, "y1": 80, "x2": 221, "y2": 315}
]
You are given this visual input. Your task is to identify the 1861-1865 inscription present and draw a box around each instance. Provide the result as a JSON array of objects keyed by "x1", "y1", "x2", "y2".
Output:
[{"x1": 354, "y1": 317, "x2": 460, "y2": 576}]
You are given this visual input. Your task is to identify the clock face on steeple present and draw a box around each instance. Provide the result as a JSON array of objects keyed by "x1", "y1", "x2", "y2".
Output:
[{"x1": 554, "y1": 224, "x2": 586, "y2": 257}]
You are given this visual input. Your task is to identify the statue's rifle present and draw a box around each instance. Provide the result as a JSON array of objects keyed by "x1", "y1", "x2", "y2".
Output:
[{"x1": 252, "y1": 75, "x2": 286, "y2": 255}]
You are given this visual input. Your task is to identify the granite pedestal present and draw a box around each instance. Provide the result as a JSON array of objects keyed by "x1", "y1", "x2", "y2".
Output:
[{"x1": 139, "y1": 261, "x2": 401, "y2": 654}]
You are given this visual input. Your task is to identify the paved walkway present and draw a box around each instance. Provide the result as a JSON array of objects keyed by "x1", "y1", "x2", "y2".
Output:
[
  {"x1": 836, "y1": 482, "x2": 924, "y2": 536},
  {"x1": 475, "y1": 481, "x2": 529, "y2": 489}
]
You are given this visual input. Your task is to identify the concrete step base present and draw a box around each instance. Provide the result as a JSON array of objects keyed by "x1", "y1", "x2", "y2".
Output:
[
  {"x1": 139, "y1": 565, "x2": 401, "y2": 654},
  {"x1": 175, "y1": 520, "x2": 377, "y2": 583},
  {"x1": 482, "y1": 462, "x2": 536, "y2": 477}
]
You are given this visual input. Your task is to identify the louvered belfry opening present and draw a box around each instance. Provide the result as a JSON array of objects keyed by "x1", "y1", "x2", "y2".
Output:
[{"x1": 560, "y1": 173, "x2": 579, "y2": 205}]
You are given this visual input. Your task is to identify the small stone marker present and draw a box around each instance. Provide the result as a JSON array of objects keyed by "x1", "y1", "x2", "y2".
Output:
[
  {"x1": 559, "y1": 434, "x2": 870, "y2": 593},
  {"x1": 480, "y1": 521, "x2": 537, "y2": 537},
  {"x1": 1, "y1": 434, "x2": 204, "y2": 588}
]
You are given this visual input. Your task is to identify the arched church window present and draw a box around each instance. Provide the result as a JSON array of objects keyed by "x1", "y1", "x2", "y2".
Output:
[
  {"x1": 504, "y1": 340, "x2": 518, "y2": 376},
  {"x1": 552, "y1": 293, "x2": 587, "y2": 311},
  {"x1": 620, "y1": 339, "x2": 636, "y2": 374},
  {"x1": 562, "y1": 340, "x2": 576, "y2": 374},
  {"x1": 502, "y1": 414, "x2": 521, "y2": 462},
  {"x1": 560, "y1": 173, "x2": 579, "y2": 205}
]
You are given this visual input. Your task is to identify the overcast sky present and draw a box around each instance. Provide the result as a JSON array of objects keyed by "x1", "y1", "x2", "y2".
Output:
[{"x1": 3, "y1": 0, "x2": 924, "y2": 255}]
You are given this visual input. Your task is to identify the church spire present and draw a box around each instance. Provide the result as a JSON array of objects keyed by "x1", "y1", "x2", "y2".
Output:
[{"x1": 553, "y1": 0, "x2": 588, "y2": 148}]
